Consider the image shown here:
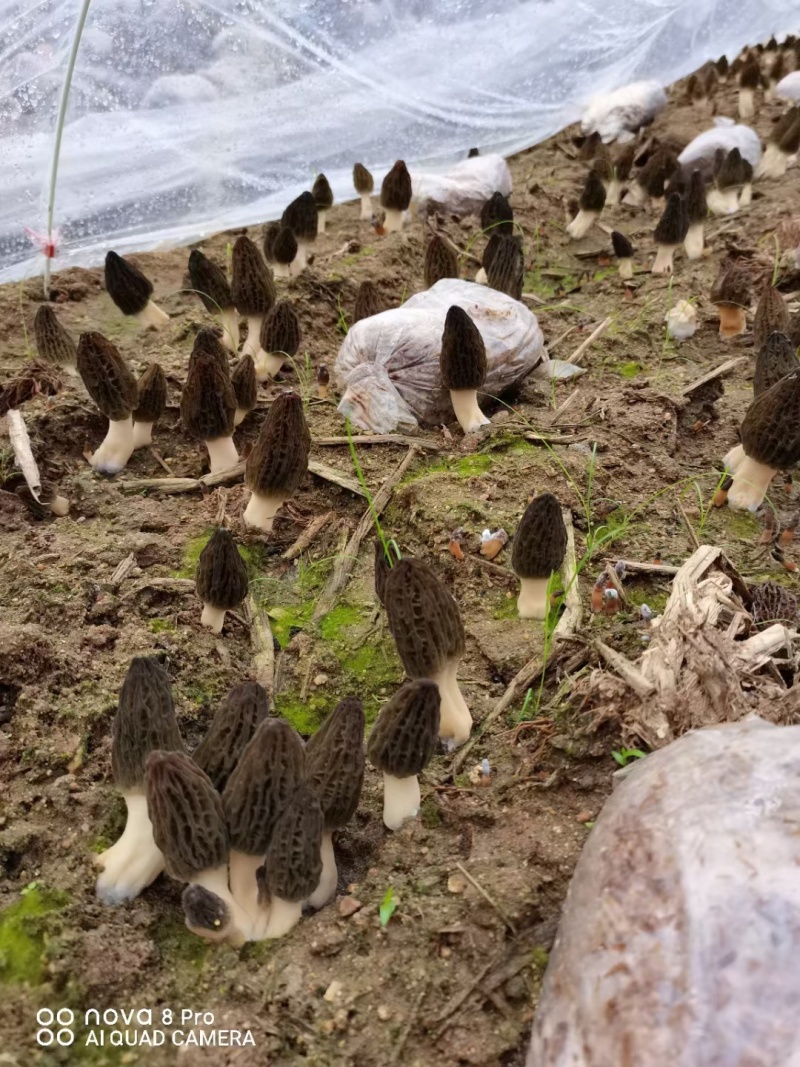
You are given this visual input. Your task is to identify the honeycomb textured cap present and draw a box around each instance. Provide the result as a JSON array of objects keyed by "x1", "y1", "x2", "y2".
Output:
[
  {"x1": 614, "y1": 143, "x2": 635, "y2": 182},
  {"x1": 611, "y1": 231, "x2": 634, "y2": 259},
  {"x1": 182, "y1": 884, "x2": 230, "y2": 933},
  {"x1": 112, "y1": 656, "x2": 184, "y2": 791},
  {"x1": 189, "y1": 326, "x2": 230, "y2": 374},
  {"x1": 77, "y1": 332, "x2": 138, "y2": 420},
  {"x1": 716, "y1": 148, "x2": 752, "y2": 190},
  {"x1": 193, "y1": 680, "x2": 270, "y2": 794},
  {"x1": 777, "y1": 112, "x2": 800, "y2": 155},
  {"x1": 180, "y1": 347, "x2": 236, "y2": 441},
  {"x1": 133, "y1": 363, "x2": 167, "y2": 423},
  {"x1": 222, "y1": 718, "x2": 306, "y2": 854},
  {"x1": 272, "y1": 227, "x2": 298, "y2": 267},
  {"x1": 353, "y1": 280, "x2": 385, "y2": 323},
  {"x1": 384, "y1": 558, "x2": 466, "y2": 677},
  {"x1": 353, "y1": 162, "x2": 374, "y2": 195},
  {"x1": 104, "y1": 251, "x2": 153, "y2": 316},
  {"x1": 424, "y1": 235, "x2": 459, "y2": 288},
  {"x1": 145, "y1": 751, "x2": 228, "y2": 881},
  {"x1": 34, "y1": 305, "x2": 76, "y2": 366},
  {"x1": 195, "y1": 528, "x2": 249, "y2": 611},
  {"x1": 739, "y1": 57, "x2": 761, "y2": 88},
  {"x1": 579, "y1": 169, "x2": 606, "y2": 213},
  {"x1": 486, "y1": 235, "x2": 524, "y2": 301},
  {"x1": 367, "y1": 680, "x2": 440, "y2": 777},
  {"x1": 769, "y1": 107, "x2": 800, "y2": 146},
  {"x1": 751, "y1": 580, "x2": 798, "y2": 629},
  {"x1": 231, "y1": 354, "x2": 257, "y2": 412},
  {"x1": 741, "y1": 371, "x2": 800, "y2": 468},
  {"x1": 640, "y1": 149, "x2": 679, "y2": 198},
  {"x1": 263, "y1": 222, "x2": 280, "y2": 262},
  {"x1": 753, "y1": 286, "x2": 790, "y2": 350},
  {"x1": 511, "y1": 493, "x2": 568, "y2": 578},
  {"x1": 710, "y1": 260, "x2": 751, "y2": 308},
  {"x1": 440, "y1": 305, "x2": 487, "y2": 391},
  {"x1": 480, "y1": 191, "x2": 513, "y2": 235},
  {"x1": 374, "y1": 539, "x2": 393, "y2": 606},
  {"x1": 230, "y1": 236, "x2": 275, "y2": 316},
  {"x1": 306, "y1": 696, "x2": 365, "y2": 829},
  {"x1": 754, "y1": 333, "x2": 798, "y2": 397},
  {"x1": 259, "y1": 301, "x2": 301, "y2": 356},
  {"x1": 380, "y1": 160, "x2": 413, "y2": 212},
  {"x1": 262, "y1": 784, "x2": 324, "y2": 902},
  {"x1": 245, "y1": 391, "x2": 310, "y2": 495},
  {"x1": 684, "y1": 170, "x2": 708, "y2": 225},
  {"x1": 187, "y1": 250, "x2": 233, "y2": 313},
  {"x1": 654, "y1": 192, "x2": 688, "y2": 246},
  {"x1": 312, "y1": 173, "x2": 334, "y2": 210},
  {"x1": 281, "y1": 192, "x2": 318, "y2": 242}
]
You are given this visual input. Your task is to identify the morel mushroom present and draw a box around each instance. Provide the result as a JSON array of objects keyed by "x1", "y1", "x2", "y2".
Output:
[
  {"x1": 182, "y1": 884, "x2": 242, "y2": 946},
  {"x1": 611, "y1": 231, "x2": 634, "y2": 281},
  {"x1": 231, "y1": 236, "x2": 275, "y2": 359},
  {"x1": 243, "y1": 391, "x2": 310, "y2": 532},
  {"x1": 683, "y1": 170, "x2": 708, "y2": 260},
  {"x1": 353, "y1": 163, "x2": 375, "y2": 220},
  {"x1": 271, "y1": 226, "x2": 298, "y2": 280},
  {"x1": 231, "y1": 353, "x2": 257, "y2": 426},
  {"x1": 95, "y1": 656, "x2": 183, "y2": 903},
  {"x1": 440, "y1": 305, "x2": 489, "y2": 433},
  {"x1": 256, "y1": 300, "x2": 301, "y2": 380},
  {"x1": 756, "y1": 107, "x2": 800, "y2": 180},
  {"x1": 105, "y1": 251, "x2": 169, "y2": 328},
  {"x1": 753, "y1": 285, "x2": 790, "y2": 350},
  {"x1": 480, "y1": 191, "x2": 514, "y2": 235},
  {"x1": 193, "y1": 680, "x2": 270, "y2": 794},
  {"x1": 281, "y1": 191, "x2": 318, "y2": 272},
  {"x1": 652, "y1": 193, "x2": 688, "y2": 275},
  {"x1": 486, "y1": 235, "x2": 524, "y2": 301},
  {"x1": 711, "y1": 261, "x2": 751, "y2": 338},
  {"x1": 180, "y1": 331, "x2": 238, "y2": 473},
  {"x1": 739, "y1": 56, "x2": 761, "y2": 118},
  {"x1": 708, "y1": 148, "x2": 753, "y2": 215},
  {"x1": 750, "y1": 580, "x2": 798, "y2": 628},
  {"x1": 260, "y1": 784, "x2": 323, "y2": 938},
  {"x1": 754, "y1": 332, "x2": 798, "y2": 397},
  {"x1": 353, "y1": 280, "x2": 385, "y2": 323},
  {"x1": 195, "y1": 528, "x2": 249, "y2": 633},
  {"x1": 305, "y1": 696, "x2": 365, "y2": 907},
  {"x1": 132, "y1": 362, "x2": 167, "y2": 449},
  {"x1": 380, "y1": 161, "x2": 413, "y2": 234},
  {"x1": 384, "y1": 557, "x2": 471, "y2": 749},
  {"x1": 77, "y1": 331, "x2": 138, "y2": 475},
  {"x1": 727, "y1": 370, "x2": 800, "y2": 511},
  {"x1": 222, "y1": 719, "x2": 306, "y2": 936},
  {"x1": 511, "y1": 493, "x2": 567, "y2": 619},
  {"x1": 374, "y1": 538, "x2": 393, "y2": 606},
  {"x1": 146, "y1": 751, "x2": 251, "y2": 942},
  {"x1": 567, "y1": 170, "x2": 606, "y2": 240},
  {"x1": 312, "y1": 174, "x2": 334, "y2": 234},
  {"x1": 317, "y1": 365, "x2": 330, "y2": 399},
  {"x1": 187, "y1": 249, "x2": 238, "y2": 353},
  {"x1": 424, "y1": 235, "x2": 459, "y2": 288},
  {"x1": 624, "y1": 148, "x2": 678, "y2": 209},
  {"x1": 367, "y1": 681, "x2": 440, "y2": 831},
  {"x1": 34, "y1": 305, "x2": 76, "y2": 369}
]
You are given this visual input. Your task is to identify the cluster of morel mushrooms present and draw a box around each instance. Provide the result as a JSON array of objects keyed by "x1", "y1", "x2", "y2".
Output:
[{"x1": 9, "y1": 35, "x2": 800, "y2": 943}]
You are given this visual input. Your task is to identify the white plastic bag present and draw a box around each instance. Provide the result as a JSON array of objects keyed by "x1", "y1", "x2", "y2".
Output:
[
  {"x1": 411, "y1": 155, "x2": 513, "y2": 216},
  {"x1": 334, "y1": 279, "x2": 546, "y2": 433},
  {"x1": 528, "y1": 717, "x2": 800, "y2": 1067},
  {"x1": 777, "y1": 71, "x2": 800, "y2": 102},
  {"x1": 678, "y1": 119, "x2": 763, "y2": 169},
  {"x1": 580, "y1": 82, "x2": 667, "y2": 143}
]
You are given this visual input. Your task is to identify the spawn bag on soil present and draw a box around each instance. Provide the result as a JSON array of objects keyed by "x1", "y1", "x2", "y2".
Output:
[
  {"x1": 411, "y1": 155, "x2": 513, "y2": 216},
  {"x1": 334, "y1": 278, "x2": 547, "y2": 433},
  {"x1": 527, "y1": 717, "x2": 800, "y2": 1067}
]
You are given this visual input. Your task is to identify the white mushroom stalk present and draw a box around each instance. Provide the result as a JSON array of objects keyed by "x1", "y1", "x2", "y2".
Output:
[
  {"x1": 475, "y1": 267, "x2": 488, "y2": 285},
  {"x1": 718, "y1": 306, "x2": 747, "y2": 338},
  {"x1": 618, "y1": 257, "x2": 634, "y2": 281},
  {"x1": 723, "y1": 443, "x2": 746, "y2": 474},
  {"x1": 429, "y1": 658, "x2": 472, "y2": 750},
  {"x1": 450, "y1": 389, "x2": 490, "y2": 433},
  {"x1": 200, "y1": 602, "x2": 227, "y2": 633},
  {"x1": 220, "y1": 309, "x2": 240, "y2": 353},
  {"x1": 132, "y1": 420, "x2": 155, "y2": 449},
  {"x1": 253, "y1": 351, "x2": 285, "y2": 382},
  {"x1": 317, "y1": 210, "x2": 327, "y2": 235},
  {"x1": 727, "y1": 457, "x2": 776, "y2": 511},
  {"x1": 738, "y1": 88, "x2": 755, "y2": 120},
  {"x1": 228, "y1": 850, "x2": 270, "y2": 938},
  {"x1": 307, "y1": 832, "x2": 337, "y2": 910},
  {"x1": 359, "y1": 193, "x2": 372, "y2": 220},
  {"x1": 383, "y1": 209, "x2": 405, "y2": 234},
  {"x1": 135, "y1": 301, "x2": 170, "y2": 329},
  {"x1": 652, "y1": 244, "x2": 678, "y2": 275},
  {"x1": 707, "y1": 187, "x2": 740, "y2": 216},
  {"x1": 273, "y1": 262, "x2": 291, "y2": 280},
  {"x1": 87, "y1": 416, "x2": 135, "y2": 475},
  {"x1": 243, "y1": 490, "x2": 286, "y2": 532},
  {"x1": 381, "y1": 774, "x2": 421, "y2": 831},
  {"x1": 566, "y1": 210, "x2": 599, "y2": 240},
  {"x1": 95, "y1": 793, "x2": 165, "y2": 904},
  {"x1": 622, "y1": 181, "x2": 647, "y2": 208},
  {"x1": 263, "y1": 895, "x2": 303, "y2": 939},
  {"x1": 516, "y1": 576, "x2": 550, "y2": 620},
  {"x1": 684, "y1": 222, "x2": 705, "y2": 260},
  {"x1": 604, "y1": 178, "x2": 622, "y2": 207},
  {"x1": 204, "y1": 435, "x2": 239, "y2": 474},
  {"x1": 49, "y1": 493, "x2": 70, "y2": 517},
  {"x1": 242, "y1": 316, "x2": 264, "y2": 359},
  {"x1": 191, "y1": 864, "x2": 255, "y2": 942}
]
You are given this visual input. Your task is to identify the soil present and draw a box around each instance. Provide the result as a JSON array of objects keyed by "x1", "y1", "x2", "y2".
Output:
[{"x1": 1, "y1": 62, "x2": 799, "y2": 1067}]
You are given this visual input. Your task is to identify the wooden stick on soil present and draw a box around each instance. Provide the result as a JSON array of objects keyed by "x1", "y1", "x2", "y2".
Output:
[
  {"x1": 246, "y1": 593, "x2": 275, "y2": 698},
  {"x1": 566, "y1": 316, "x2": 612, "y2": 365},
  {"x1": 312, "y1": 446, "x2": 419, "y2": 621},
  {"x1": 116, "y1": 459, "x2": 366, "y2": 498},
  {"x1": 282, "y1": 512, "x2": 333, "y2": 561},
  {"x1": 6, "y1": 409, "x2": 41, "y2": 497},
  {"x1": 454, "y1": 862, "x2": 517, "y2": 934},
  {"x1": 612, "y1": 558, "x2": 680, "y2": 576},
  {"x1": 679, "y1": 357, "x2": 746, "y2": 397},
  {"x1": 314, "y1": 434, "x2": 441, "y2": 452}
]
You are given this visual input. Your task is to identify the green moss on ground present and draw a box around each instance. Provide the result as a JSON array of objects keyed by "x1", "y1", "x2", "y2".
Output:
[
  {"x1": 151, "y1": 913, "x2": 210, "y2": 968},
  {"x1": 0, "y1": 884, "x2": 69, "y2": 986},
  {"x1": 172, "y1": 529, "x2": 214, "y2": 579}
]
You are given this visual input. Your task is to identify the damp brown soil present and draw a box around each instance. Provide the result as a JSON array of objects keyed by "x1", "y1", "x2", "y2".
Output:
[{"x1": 1, "y1": 68, "x2": 799, "y2": 1067}]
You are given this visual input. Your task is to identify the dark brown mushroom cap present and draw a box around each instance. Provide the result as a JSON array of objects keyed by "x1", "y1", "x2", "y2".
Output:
[
  {"x1": 790, "y1": 311, "x2": 800, "y2": 352},
  {"x1": 577, "y1": 132, "x2": 601, "y2": 161},
  {"x1": 353, "y1": 280, "x2": 385, "y2": 323},
  {"x1": 306, "y1": 696, "x2": 365, "y2": 829},
  {"x1": 424, "y1": 235, "x2": 459, "y2": 288},
  {"x1": 716, "y1": 148, "x2": 752, "y2": 190},
  {"x1": 187, "y1": 250, "x2": 233, "y2": 313},
  {"x1": 367, "y1": 680, "x2": 440, "y2": 778},
  {"x1": 751, "y1": 580, "x2": 798, "y2": 628},
  {"x1": 482, "y1": 232, "x2": 502, "y2": 272},
  {"x1": 263, "y1": 222, "x2": 280, "y2": 263},
  {"x1": 189, "y1": 326, "x2": 229, "y2": 375},
  {"x1": 684, "y1": 170, "x2": 708, "y2": 225},
  {"x1": 440, "y1": 306, "x2": 487, "y2": 391},
  {"x1": 353, "y1": 162, "x2": 374, "y2": 195},
  {"x1": 195, "y1": 528, "x2": 249, "y2": 612},
  {"x1": 467, "y1": 147, "x2": 480, "y2": 157},
  {"x1": 754, "y1": 333, "x2": 799, "y2": 397},
  {"x1": 741, "y1": 370, "x2": 800, "y2": 468},
  {"x1": 611, "y1": 231, "x2": 634, "y2": 259},
  {"x1": 739, "y1": 57, "x2": 762, "y2": 88},
  {"x1": 380, "y1": 160, "x2": 413, "y2": 212},
  {"x1": 703, "y1": 63, "x2": 718, "y2": 93},
  {"x1": 245, "y1": 391, "x2": 310, "y2": 495},
  {"x1": 281, "y1": 192, "x2": 318, "y2": 243},
  {"x1": 480, "y1": 192, "x2": 514, "y2": 235},
  {"x1": 76, "y1": 332, "x2": 138, "y2": 421},
  {"x1": 384, "y1": 558, "x2": 466, "y2": 677},
  {"x1": 222, "y1": 718, "x2": 306, "y2": 855},
  {"x1": 272, "y1": 227, "x2": 298, "y2": 268},
  {"x1": 182, "y1": 884, "x2": 231, "y2": 933},
  {"x1": 486, "y1": 235, "x2": 524, "y2": 301},
  {"x1": 262, "y1": 784, "x2": 323, "y2": 902},
  {"x1": 374, "y1": 539, "x2": 393, "y2": 605},
  {"x1": 312, "y1": 174, "x2": 334, "y2": 210},
  {"x1": 754, "y1": 286, "x2": 791, "y2": 350},
  {"x1": 614, "y1": 143, "x2": 635, "y2": 182},
  {"x1": 654, "y1": 192, "x2": 688, "y2": 246},
  {"x1": 104, "y1": 251, "x2": 154, "y2": 316},
  {"x1": 193, "y1": 681, "x2": 270, "y2": 794},
  {"x1": 231, "y1": 354, "x2": 257, "y2": 412},
  {"x1": 133, "y1": 363, "x2": 167, "y2": 423},
  {"x1": 710, "y1": 260, "x2": 751, "y2": 309},
  {"x1": 716, "y1": 55, "x2": 729, "y2": 76},
  {"x1": 590, "y1": 148, "x2": 614, "y2": 184},
  {"x1": 664, "y1": 168, "x2": 687, "y2": 200},
  {"x1": 640, "y1": 149, "x2": 679, "y2": 198},
  {"x1": 684, "y1": 73, "x2": 699, "y2": 101},
  {"x1": 230, "y1": 236, "x2": 275, "y2": 317},
  {"x1": 260, "y1": 300, "x2": 301, "y2": 356},
  {"x1": 112, "y1": 656, "x2": 183, "y2": 791},
  {"x1": 180, "y1": 347, "x2": 236, "y2": 441},
  {"x1": 145, "y1": 751, "x2": 228, "y2": 881},
  {"x1": 579, "y1": 169, "x2": 607, "y2": 213},
  {"x1": 777, "y1": 113, "x2": 800, "y2": 155},
  {"x1": 511, "y1": 493, "x2": 568, "y2": 579},
  {"x1": 317, "y1": 365, "x2": 330, "y2": 388},
  {"x1": 33, "y1": 305, "x2": 76, "y2": 367},
  {"x1": 769, "y1": 106, "x2": 800, "y2": 146}
]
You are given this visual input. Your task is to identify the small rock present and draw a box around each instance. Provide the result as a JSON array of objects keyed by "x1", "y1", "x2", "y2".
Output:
[
  {"x1": 323, "y1": 980, "x2": 343, "y2": 1002},
  {"x1": 448, "y1": 874, "x2": 467, "y2": 894},
  {"x1": 575, "y1": 810, "x2": 593, "y2": 823},
  {"x1": 313, "y1": 673, "x2": 329, "y2": 686},
  {"x1": 377, "y1": 1005, "x2": 391, "y2": 1022},
  {"x1": 338, "y1": 896, "x2": 363, "y2": 918}
]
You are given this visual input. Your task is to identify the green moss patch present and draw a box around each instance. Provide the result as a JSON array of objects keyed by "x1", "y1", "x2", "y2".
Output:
[{"x1": 0, "y1": 884, "x2": 69, "y2": 986}]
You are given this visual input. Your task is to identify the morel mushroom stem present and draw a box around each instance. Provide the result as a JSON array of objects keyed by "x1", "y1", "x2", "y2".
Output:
[
  {"x1": 450, "y1": 388, "x2": 490, "y2": 433},
  {"x1": 135, "y1": 301, "x2": 170, "y2": 329},
  {"x1": 684, "y1": 222, "x2": 705, "y2": 261},
  {"x1": 242, "y1": 316, "x2": 264, "y2": 359},
  {"x1": 707, "y1": 187, "x2": 739, "y2": 216},
  {"x1": 200, "y1": 602, "x2": 227, "y2": 633},
  {"x1": 263, "y1": 896, "x2": 302, "y2": 939},
  {"x1": 229, "y1": 851, "x2": 269, "y2": 937},
  {"x1": 652, "y1": 244, "x2": 678, "y2": 275},
  {"x1": 220, "y1": 309, "x2": 240, "y2": 353},
  {"x1": 566, "y1": 209, "x2": 599, "y2": 240},
  {"x1": 738, "y1": 88, "x2": 755, "y2": 120},
  {"x1": 192, "y1": 863, "x2": 254, "y2": 942},
  {"x1": 724, "y1": 443, "x2": 746, "y2": 473},
  {"x1": 132, "y1": 420, "x2": 155, "y2": 449},
  {"x1": 429, "y1": 659, "x2": 472, "y2": 749},
  {"x1": 727, "y1": 457, "x2": 777, "y2": 512},
  {"x1": 307, "y1": 832, "x2": 337, "y2": 910},
  {"x1": 719, "y1": 306, "x2": 747, "y2": 338},
  {"x1": 253, "y1": 351, "x2": 285, "y2": 382},
  {"x1": 95, "y1": 793, "x2": 164, "y2": 903},
  {"x1": 88, "y1": 416, "x2": 135, "y2": 475},
  {"x1": 205, "y1": 435, "x2": 240, "y2": 475},
  {"x1": 618, "y1": 257, "x2": 633, "y2": 281},
  {"x1": 383, "y1": 209, "x2": 405, "y2": 234},
  {"x1": 359, "y1": 193, "x2": 372, "y2": 220},
  {"x1": 243, "y1": 490, "x2": 286, "y2": 532},
  {"x1": 50, "y1": 493, "x2": 70, "y2": 517},
  {"x1": 475, "y1": 266, "x2": 488, "y2": 285},
  {"x1": 517, "y1": 575, "x2": 550, "y2": 620},
  {"x1": 317, "y1": 210, "x2": 327, "y2": 236},
  {"x1": 382, "y1": 773, "x2": 421, "y2": 831}
]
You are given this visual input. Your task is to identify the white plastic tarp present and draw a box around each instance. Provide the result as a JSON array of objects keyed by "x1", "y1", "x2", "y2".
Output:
[{"x1": 1, "y1": 0, "x2": 798, "y2": 283}]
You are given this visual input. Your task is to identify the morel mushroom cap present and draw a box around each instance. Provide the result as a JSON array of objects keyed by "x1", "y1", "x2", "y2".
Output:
[
  {"x1": 753, "y1": 286, "x2": 790, "y2": 350},
  {"x1": 189, "y1": 326, "x2": 229, "y2": 374},
  {"x1": 34, "y1": 305, "x2": 76, "y2": 367},
  {"x1": 641, "y1": 149, "x2": 679, "y2": 199},
  {"x1": 272, "y1": 227, "x2": 298, "y2": 275},
  {"x1": 486, "y1": 234, "x2": 524, "y2": 301},
  {"x1": 231, "y1": 235, "x2": 275, "y2": 316},
  {"x1": 134, "y1": 362, "x2": 167, "y2": 424},
  {"x1": 112, "y1": 656, "x2": 183, "y2": 791},
  {"x1": 195, "y1": 528, "x2": 249, "y2": 632},
  {"x1": 77, "y1": 332, "x2": 138, "y2": 421},
  {"x1": 374, "y1": 539, "x2": 393, "y2": 605},
  {"x1": 263, "y1": 222, "x2": 280, "y2": 263},
  {"x1": 579, "y1": 169, "x2": 606, "y2": 213},
  {"x1": 716, "y1": 55, "x2": 729, "y2": 77},
  {"x1": 180, "y1": 346, "x2": 236, "y2": 442},
  {"x1": 718, "y1": 148, "x2": 753, "y2": 191},
  {"x1": 188, "y1": 250, "x2": 233, "y2": 313},
  {"x1": 512, "y1": 493, "x2": 567, "y2": 579},
  {"x1": 440, "y1": 306, "x2": 487, "y2": 391},
  {"x1": 353, "y1": 163, "x2": 374, "y2": 195},
  {"x1": 754, "y1": 333, "x2": 799, "y2": 397},
  {"x1": 145, "y1": 751, "x2": 228, "y2": 882},
  {"x1": 424, "y1": 235, "x2": 459, "y2": 288},
  {"x1": 354, "y1": 280, "x2": 385, "y2": 323},
  {"x1": 367, "y1": 680, "x2": 440, "y2": 778},
  {"x1": 306, "y1": 696, "x2": 366, "y2": 830},
  {"x1": 193, "y1": 681, "x2": 270, "y2": 794},
  {"x1": 751, "y1": 580, "x2": 798, "y2": 628},
  {"x1": 243, "y1": 391, "x2": 310, "y2": 532},
  {"x1": 261, "y1": 784, "x2": 324, "y2": 937},
  {"x1": 182, "y1": 884, "x2": 234, "y2": 942},
  {"x1": 259, "y1": 300, "x2": 301, "y2": 356},
  {"x1": 740, "y1": 57, "x2": 762, "y2": 89},
  {"x1": 312, "y1": 173, "x2": 334, "y2": 211},
  {"x1": 317, "y1": 364, "x2": 330, "y2": 399},
  {"x1": 711, "y1": 260, "x2": 751, "y2": 338},
  {"x1": 654, "y1": 192, "x2": 688, "y2": 245},
  {"x1": 281, "y1": 191, "x2": 318, "y2": 243},
  {"x1": 384, "y1": 557, "x2": 466, "y2": 677},
  {"x1": 105, "y1": 251, "x2": 153, "y2": 316},
  {"x1": 611, "y1": 231, "x2": 634, "y2": 259},
  {"x1": 480, "y1": 191, "x2": 514, "y2": 235},
  {"x1": 380, "y1": 160, "x2": 413, "y2": 212},
  {"x1": 231, "y1": 353, "x2": 257, "y2": 423},
  {"x1": 741, "y1": 371, "x2": 800, "y2": 469},
  {"x1": 685, "y1": 170, "x2": 708, "y2": 225}
]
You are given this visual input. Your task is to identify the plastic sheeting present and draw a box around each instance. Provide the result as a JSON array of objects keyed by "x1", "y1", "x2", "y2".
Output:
[{"x1": 1, "y1": 0, "x2": 798, "y2": 283}]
